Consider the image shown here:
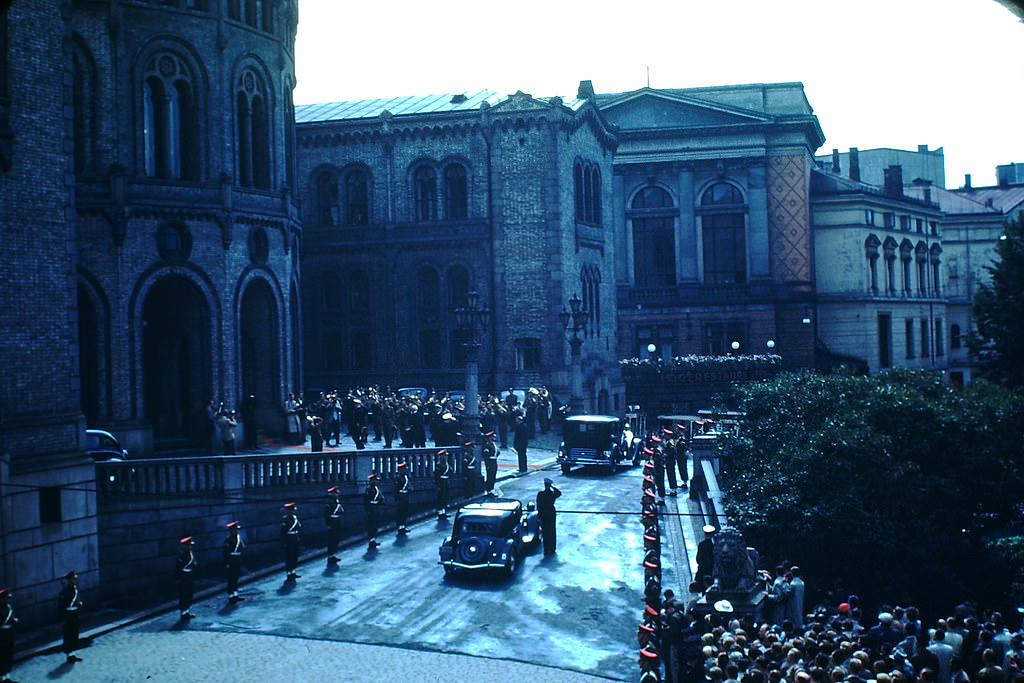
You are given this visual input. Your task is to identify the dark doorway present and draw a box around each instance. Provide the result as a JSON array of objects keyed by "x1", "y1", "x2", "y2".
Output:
[
  {"x1": 240, "y1": 279, "x2": 280, "y2": 419},
  {"x1": 142, "y1": 276, "x2": 210, "y2": 441}
]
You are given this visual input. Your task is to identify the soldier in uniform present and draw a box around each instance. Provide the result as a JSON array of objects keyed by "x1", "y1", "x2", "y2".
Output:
[
  {"x1": 0, "y1": 588, "x2": 18, "y2": 683},
  {"x1": 394, "y1": 462, "x2": 412, "y2": 535},
  {"x1": 434, "y1": 449, "x2": 452, "y2": 520},
  {"x1": 57, "y1": 570, "x2": 83, "y2": 663},
  {"x1": 661, "y1": 428, "x2": 679, "y2": 496},
  {"x1": 175, "y1": 536, "x2": 197, "y2": 619},
  {"x1": 536, "y1": 478, "x2": 562, "y2": 555},
  {"x1": 512, "y1": 407, "x2": 530, "y2": 473},
  {"x1": 363, "y1": 472, "x2": 384, "y2": 549},
  {"x1": 482, "y1": 430, "x2": 499, "y2": 496},
  {"x1": 324, "y1": 486, "x2": 344, "y2": 564},
  {"x1": 223, "y1": 521, "x2": 245, "y2": 602},
  {"x1": 280, "y1": 502, "x2": 302, "y2": 580},
  {"x1": 695, "y1": 524, "x2": 716, "y2": 588}
]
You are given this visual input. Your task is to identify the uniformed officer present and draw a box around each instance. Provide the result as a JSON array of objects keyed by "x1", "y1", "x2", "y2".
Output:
[
  {"x1": 482, "y1": 430, "x2": 499, "y2": 495},
  {"x1": 661, "y1": 428, "x2": 679, "y2": 495},
  {"x1": 695, "y1": 524, "x2": 716, "y2": 586},
  {"x1": 363, "y1": 472, "x2": 384, "y2": 549},
  {"x1": 648, "y1": 433, "x2": 666, "y2": 503},
  {"x1": 223, "y1": 521, "x2": 245, "y2": 602},
  {"x1": 0, "y1": 588, "x2": 18, "y2": 683},
  {"x1": 175, "y1": 536, "x2": 197, "y2": 619},
  {"x1": 435, "y1": 449, "x2": 452, "y2": 520},
  {"x1": 324, "y1": 486, "x2": 344, "y2": 564},
  {"x1": 394, "y1": 462, "x2": 412, "y2": 535},
  {"x1": 57, "y1": 570, "x2": 83, "y2": 663},
  {"x1": 281, "y1": 502, "x2": 302, "y2": 580},
  {"x1": 536, "y1": 478, "x2": 562, "y2": 555}
]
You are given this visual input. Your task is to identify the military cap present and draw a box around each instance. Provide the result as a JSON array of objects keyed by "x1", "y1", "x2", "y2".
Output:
[{"x1": 180, "y1": 536, "x2": 194, "y2": 544}]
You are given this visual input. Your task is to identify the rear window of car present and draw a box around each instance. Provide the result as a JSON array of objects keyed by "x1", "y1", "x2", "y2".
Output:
[{"x1": 459, "y1": 517, "x2": 501, "y2": 536}]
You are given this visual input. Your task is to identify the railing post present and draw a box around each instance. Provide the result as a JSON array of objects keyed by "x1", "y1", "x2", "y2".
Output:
[{"x1": 223, "y1": 457, "x2": 243, "y2": 498}]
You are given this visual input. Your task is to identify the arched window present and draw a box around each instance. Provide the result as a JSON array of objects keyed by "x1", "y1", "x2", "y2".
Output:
[
  {"x1": 313, "y1": 169, "x2": 338, "y2": 225},
  {"x1": 417, "y1": 267, "x2": 441, "y2": 367},
  {"x1": 883, "y1": 237, "x2": 898, "y2": 295},
  {"x1": 915, "y1": 241, "x2": 928, "y2": 296},
  {"x1": 700, "y1": 182, "x2": 746, "y2": 285},
  {"x1": 344, "y1": 169, "x2": 368, "y2": 225},
  {"x1": 900, "y1": 240, "x2": 913, "y2": 294},
  {"x1": 72, "y1": 43, "x2": 98, "y2": 175},
  {"x1": 143, "y1": 53, "x2": 198, "y2": 180},
  {"x1": 631, "y1": 186, "x2": 676, "y2": 287},
  {"x1": 865, "y1": 235, "x2": 880, "y2": 294},
  {"x1": 443, "y1": 163, "x2": 468, "y2": 220},
  {"x1": 574, "y1": 160, "x2": 602, "y2": 225},
  {"x1": 930, "y1": 243, "x2": 942, "y2": 296},
  {"x1": 581, "y1": 265, "x2": 601, "y2": 335},
  {"x1": 236, "y1": 67, "x2": 270, "y2": 189},
  {"x1": 413, "y1": 166, "x2": 437, "y2": 222}
]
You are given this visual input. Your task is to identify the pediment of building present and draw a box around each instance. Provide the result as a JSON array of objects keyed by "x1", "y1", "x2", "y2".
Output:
[{"x1": 600, "y1": 90, "x2": 771, "y2": 131}]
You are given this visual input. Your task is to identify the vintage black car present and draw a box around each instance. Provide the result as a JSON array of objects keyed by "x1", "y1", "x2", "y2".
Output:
[
  {"x1": 438, "y1": 498, "x2": 539, "y2": 576},
  {"x1": 557, "y1": 414, "x2": 639, "y2": 475}
]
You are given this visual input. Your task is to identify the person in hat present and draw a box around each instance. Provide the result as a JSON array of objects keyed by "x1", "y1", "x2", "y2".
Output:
[
  {"x1": 280, "y1": 503, "x2": 302, "y2": 580},
  {"x1": 0, "y1": 588, "x2": 18, "y2": 682},
  {"x1": 696, "y1": 525, "x2": 716, "y2": 587},
  {"x1": 536, "y1": 477, "x2": 562, "y2": 555},
  {"x1": 223, "y1": 522, "x2": 245, "y2": 602},
  {"x1": 482, "y1": 430, "x2": 499, "y2": 496},
  {"x1": 434, "y1": 450, "x2": 452, "y2": 520},
  {"x1": 324, "y1": 487, "x2": 345, "y2": 564},
  {"x1": 175, "y1": 536, "x2": 197, "y2": 619},
  {"x1": 512, "y1": 406, "x2": 530, "y2": 473},
  {"x1": 394, "y1": 462, "x2": 412, "y2": 535},
  {"x1": 57, "y1": 570, "x2": 83, "y2": 663},
  {"x1": 363, "y1": 472, "x2": 384, "y2": 549}
]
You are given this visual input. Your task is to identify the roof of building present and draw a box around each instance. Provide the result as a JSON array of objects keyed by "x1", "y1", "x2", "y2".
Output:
[
  {"x1": 295, "y1": 90, "x2": 586, "y2": 124},
  {"x1": 951, "y1": 184, "x2": 1024, "y2": 215},
  {"x1": 810, "y1": 168, "x2": 940, "y2": 211},
  {"x1": 902, "y1": 184, "x2": 1001, "y2": 215}
]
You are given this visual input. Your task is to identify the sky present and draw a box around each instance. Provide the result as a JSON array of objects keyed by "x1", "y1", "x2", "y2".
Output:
[{"x1": 293, "y1": 0, "x2": 1024, "y2": 188}]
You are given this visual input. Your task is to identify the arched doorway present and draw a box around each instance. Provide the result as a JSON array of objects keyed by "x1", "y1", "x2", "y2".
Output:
[
  {"x1": 240, "y1": 278, "x2": 280, "y2": 434},
  {"x1": 142, "y1": 276, "x2": 210, "y2": 442}
]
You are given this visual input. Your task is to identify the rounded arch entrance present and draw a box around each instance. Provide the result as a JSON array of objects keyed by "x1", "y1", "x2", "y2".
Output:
[
  {"x1": 239, "y1": 277, "x2": 281, "y2": 426},
  {"x1": 77, "y1": 276, "x2": 110, "y2": 426},
  {"x1": 142, "y1": 275, "x2": 211, "y2": 441}
]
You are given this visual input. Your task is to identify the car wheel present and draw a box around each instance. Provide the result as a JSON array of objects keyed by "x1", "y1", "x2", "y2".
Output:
[
  {"x1": 456, "y1": 537, "x2": 488, "y2": 564},
  {"x1": 504, "y1": 551, "x2": 518, "y2": 576},
  {"x1": 560, "y1": 462, "x2": 571, "y2": 476}
]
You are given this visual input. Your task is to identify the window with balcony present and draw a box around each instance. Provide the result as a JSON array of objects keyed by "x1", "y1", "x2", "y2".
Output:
[
  {"x1": 630, "y1": 186, "x2": 676, "y2": 287},
  {"x1": 700, "y1": 183, "x2": 746, "y2": 285}
]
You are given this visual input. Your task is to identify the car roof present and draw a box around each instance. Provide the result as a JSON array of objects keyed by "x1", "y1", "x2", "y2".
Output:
[
  {"x1": 459, "y1": 498, "x2": 521, "y2": 514},
  {"x1": 565, "y1": 414, "x2": 620, "y2": 424},
  {"x1": 86, "y1": 428, "x2": 117, "y2": 438}
]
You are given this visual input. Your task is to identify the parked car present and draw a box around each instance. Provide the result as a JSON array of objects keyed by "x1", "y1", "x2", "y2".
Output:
[
  {"x1": 557, "y1": 414, "x2": 636, "y2": 475},
  {"x1": 85, "y1": 428, "x2": 128, "y2": 461},
  {"x1": 438, "y1": 498, "x2": 539, "y2": 576}
]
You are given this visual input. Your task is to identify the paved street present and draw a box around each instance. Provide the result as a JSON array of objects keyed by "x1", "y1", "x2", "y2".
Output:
[{"x1": 10, "y1": 438, "x2": 700, "y2": 682}]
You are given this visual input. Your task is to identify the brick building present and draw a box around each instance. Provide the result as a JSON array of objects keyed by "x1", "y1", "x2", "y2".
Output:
[
  {"x1": 0, "y1": 0, "x2": 299, "y2": 621},
  {"x1": 296, "y1": 90, "x2": 623, "y2": 411}
]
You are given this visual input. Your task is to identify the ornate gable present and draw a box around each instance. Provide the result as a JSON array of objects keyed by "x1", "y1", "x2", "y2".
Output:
[{"x1": 600, "y1": 91, "x2": 771, "y2": 131}]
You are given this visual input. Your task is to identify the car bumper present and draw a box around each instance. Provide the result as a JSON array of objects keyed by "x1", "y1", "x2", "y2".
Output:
[{"x1": 439, "y1": 559, "x2": 507, "y2": 570}]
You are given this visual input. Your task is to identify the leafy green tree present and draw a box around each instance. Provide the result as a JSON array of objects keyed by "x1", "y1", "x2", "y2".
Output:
[
  {"x1": 971, "y1": 213, "x2": 1024, "y2": 388},
  {"x1": 720, "y1": 368, "x2": 1024, "y2": 610}
]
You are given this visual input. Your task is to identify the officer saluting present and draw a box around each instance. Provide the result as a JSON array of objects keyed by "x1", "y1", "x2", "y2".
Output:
[
  {"x1": 324, "y1": 487, "x2": 344, "y2": 565},
  {"x1": 394, "y1": 462, "x2": 412, "y2": 536},
  {"x1": 175, "y1": 536, "x2": 197, "y2": 619},
  {"x1": 58, "y1": 570, "x2": 83, "y2": 663},
  {"x1": 363, "y1": 472, "x2": 384, "y2": 549},
  {"x1": 281, "y1": 502, "x2": 302, "y2": 580},
  {"x1": 536, "y1": 478, "x2": 562, "y2": 555},
  {"x1": 223, "y1": 521, "x2": 245, "y2": 602},
  {"x1": 482, "y1": 430, "x2": 499, "y2": 496}
]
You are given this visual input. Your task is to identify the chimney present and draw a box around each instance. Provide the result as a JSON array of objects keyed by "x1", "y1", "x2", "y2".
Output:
[
  {"x1": 883, "y1": 165, "x2": 904, "y2": 197},
  {"x1": 577, "y1": 80, "x2": 595, "y2": 100},
  {"x1": 964, "y1": 174, "x2": 972, "y2": 190},
  {"x1": 831, "y1": 149, "x2": 841, "y2": 174},
  {"x1": 918, "y1": 144, "x2": 929, "y2": 153},
  {"x1": 849, "y1": 148, "x2": 860, "y2": 182}
]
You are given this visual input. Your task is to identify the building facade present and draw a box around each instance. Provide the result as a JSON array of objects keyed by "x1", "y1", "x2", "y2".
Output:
[
  {"x1": 1, "y1": 0, "x2": 299, "y2": 622},
  {"x1": 296, "y1": 90, "x2": 622, "y2": 412}
]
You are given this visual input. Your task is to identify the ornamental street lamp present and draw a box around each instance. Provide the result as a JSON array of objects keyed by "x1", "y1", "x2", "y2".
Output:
[
  {"x1": 453, "y1": 290, "x2": 490, "y2": 447},
  {"x1": 559, "y1": 293, "x2": 588, "y2": 416}
]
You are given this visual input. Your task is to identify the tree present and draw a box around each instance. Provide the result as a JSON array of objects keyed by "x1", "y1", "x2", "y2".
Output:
[
  {"x1": 720, "y1": 368, "x2": 1024, "y2": 612},
  {"x1": 970, "y1": 213, "x2": 1024, "y2": 388}
]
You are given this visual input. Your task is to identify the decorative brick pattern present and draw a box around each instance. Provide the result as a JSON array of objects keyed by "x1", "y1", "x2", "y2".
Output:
[{"x1": 767, "y1": 154, "x2": 812, "y2": 283}]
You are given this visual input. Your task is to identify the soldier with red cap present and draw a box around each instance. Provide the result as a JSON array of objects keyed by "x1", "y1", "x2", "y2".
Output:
[
  {"x1": 58, "y1": 570, "x2": 83, "y2": 663},
  {"x1": 176, "y1": 536, "x2": 197, "y2": 619},
  {"x1": 363, "y1": 472, "x2": 384, "y2": 549},
  {"x1": 434, "y1": 449, "x2": 452, "y2": 520},
  {"x1": 482, "y1": 430, "x2": 499, "y2": 495},
  {"x1": 324, "y1": 487, "x2": 344, "y2": 564},
  {"x1": 394, "y1": 463, "x2": 412, "y2": 535},
  {"x1": 223, "y1": 522, "x2": 245, "y2": 602},
  {"x1": 281, "y1": 503, "x2": 302, "y2": 580},
  {"x1": 0, "y1": 587, "x2": 18, "y2": 682}
]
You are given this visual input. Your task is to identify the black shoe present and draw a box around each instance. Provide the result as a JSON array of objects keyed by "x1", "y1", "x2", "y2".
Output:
[
  {"x1": 67, "y1": 654, "x2": 83, "y2": 663},
  {"x1": 328, "y1": 556, "x2": 339, "y2": 563}
]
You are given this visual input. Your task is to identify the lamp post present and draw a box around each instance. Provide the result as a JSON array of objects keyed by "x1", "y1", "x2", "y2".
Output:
[
  {"x1": 453, "y1": 290, "x2": 490, "y2": 445},
  {"x1": 559, "y1": 293, "x2": 588, "y2": 416}
]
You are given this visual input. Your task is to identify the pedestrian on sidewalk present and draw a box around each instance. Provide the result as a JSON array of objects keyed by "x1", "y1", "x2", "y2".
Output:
[
  {"x1": 175, "y1": 536, "x2": 197, "y2": 619},
  {"x1": 0, "y1": 588, "x2": 18, "y2": 683},
  {"x1": 57, "y1": 570, "x2": 83, "y2": 664},
  {"x1": 537, "y1": 478, "x2": 562, "y2": 555},
  {"x1": 223, "y1": 521, "x2": 245, "y2": 602},
  {"x1": 394, "y1": 462, "x2": 412, "y2": 535},
  {"x1": 364, "y1": 472, "x2": 384, "y2": 549},
  {"x1": 281, "y1": 503, "x2": 302, "y2": 580},
  {"x1": 324, "y1": 487, "x2": 344, "y2": 564}
]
